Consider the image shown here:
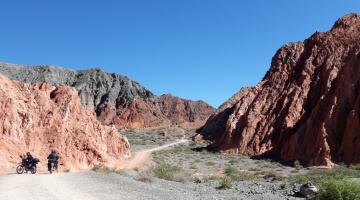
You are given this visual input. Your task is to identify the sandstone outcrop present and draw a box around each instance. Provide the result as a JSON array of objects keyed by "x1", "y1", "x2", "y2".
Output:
[
  {"x1": 198, "y1": 13, "x2": 360, "y2": 166},
  {"x1": 0, "y1": 64, "x2": 215, "y2": 129},
  {"x1": 159, "y1": 94, "x2": 215, "y2": 128},
  {"x1": 0, "y1": 73, "x2": 130, "y2": 173}
]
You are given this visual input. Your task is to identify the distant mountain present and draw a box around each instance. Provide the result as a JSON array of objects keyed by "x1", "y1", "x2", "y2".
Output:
[
  {"x1": 0, "y1": 63, "x2": 215, "y2": 129},
  {"x1": 197, "y1": 13, "x2": 360, "y2": 167}
]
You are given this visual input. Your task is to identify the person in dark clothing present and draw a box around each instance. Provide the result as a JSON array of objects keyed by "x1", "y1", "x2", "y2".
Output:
[
  {"x1": 47, "y1": 150, "x2": 59, "y2": 171},
  {"x1": 25, "y1": 152, "x2": 33, "y2": 171}
]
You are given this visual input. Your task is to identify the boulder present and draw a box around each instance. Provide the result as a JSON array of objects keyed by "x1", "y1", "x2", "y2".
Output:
[{"x1": 299, "y1": 181, "x2": 318, "y2": 198}]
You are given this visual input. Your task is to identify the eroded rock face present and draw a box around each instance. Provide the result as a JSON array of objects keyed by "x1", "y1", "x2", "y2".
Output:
[
  {"x1": 0, "y1": 73, "x2": 130, "y2": 173},
  {"x1": 159, "y1": 94, "x2": 215, "y2": 128},
  {"x1": 0, "y1": 64, "x2": 215, "y2": 129},
  {"x1": 198, "y1": 13, "x2": 360, "y2": 166}
]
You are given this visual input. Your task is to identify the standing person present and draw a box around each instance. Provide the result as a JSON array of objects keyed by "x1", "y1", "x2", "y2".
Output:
[{"x1": 47, "y1": 150, "x2": 59, "y2": 171}]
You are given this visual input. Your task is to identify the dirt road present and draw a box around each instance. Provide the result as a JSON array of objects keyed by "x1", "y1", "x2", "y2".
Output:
[
  {"x1": 0, "y1": 139, "x2": 189, "y2": 200},
  {"x1": 117, "y1": 139, "x2": 188, "y2": 169},
  {"x1": 0, "y1": 170, "x2": 201, "y2": 200}
]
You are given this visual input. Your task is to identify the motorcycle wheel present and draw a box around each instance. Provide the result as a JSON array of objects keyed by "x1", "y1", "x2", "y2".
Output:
[
  {"x1": 31, "y1": 166, "x2": 36, "y2": 174},
  {"x1": 16, "y1": 165, "x2": 24, "y2": 174},
  {"x1": 50, "y1": 163, "x2": 54, "y2": 174}
]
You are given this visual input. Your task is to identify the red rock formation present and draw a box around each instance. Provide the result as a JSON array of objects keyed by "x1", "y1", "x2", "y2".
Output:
[
  {"x1": 198, "y1": 13, "x2": 360, "y2": 166},
  {"x1": 112, "y1": 98, "x2": 168, "y2": 129},
  {"x1": 159, "y1": 94, "x2": 216, "y2": 128},
  {"x1": 0, "y1": 74, "x2": 130, "y2": 173},
  {"x1": 100, "y1": 94, "x2": 216, "y2": 129}
]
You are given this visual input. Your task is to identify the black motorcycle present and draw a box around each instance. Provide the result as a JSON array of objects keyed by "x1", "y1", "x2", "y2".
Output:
[
  {"x1": 48, "y1": 159, "x2": 58, "y2": 174},
  {"x1": 16, "y1": 158, "x2": 40, "y2": 174}
]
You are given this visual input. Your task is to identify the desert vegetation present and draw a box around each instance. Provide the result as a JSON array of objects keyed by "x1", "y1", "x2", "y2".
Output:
[
  {"x1": 91, "y1": 163, "x2": 127, "y2": 175},
  {"x1": 101, "y1": 128, "x2": 360, "y2": 197}
]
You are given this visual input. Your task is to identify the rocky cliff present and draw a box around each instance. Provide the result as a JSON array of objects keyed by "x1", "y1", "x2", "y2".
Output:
[
  {"x1": 0, "y1": 64, "x2": 215, "y2": 129},
  {"x1": 159, "y1": 94, "x2": 214, "y2": 128},
  {"x1": 0, "y1": 73, "x2": 130, "y2": 172},
  {"x1": 198, "y1": 13, "x2": 360, "y2": 167}
]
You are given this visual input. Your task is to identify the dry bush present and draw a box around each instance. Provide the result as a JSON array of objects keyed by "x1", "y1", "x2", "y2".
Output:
[
  {"x1": 138, "y1": 169, "x2": 155, "y2": 183},
  {"x1": 172, "y1": 171, "x2": 191, "y2": 183}
]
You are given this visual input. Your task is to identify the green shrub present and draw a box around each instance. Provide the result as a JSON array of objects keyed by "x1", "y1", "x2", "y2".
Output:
[
  {"x1": 219, "y1": 176, "x2": 233, "y2": 189},
  {"x1": 229, "y1": 159, "x2": 239, "y2": 165},
  {"x1": 248, "y1": 167, "x2": 261, "y2": 172},
  {"x1": 91, "y1": 163, "x2": 110, "y2": 172},
  {"x1": 188, "y1": 141, "x2": 198, "y2": 147},
  {"x1": 288, "y1": 166, "x2": 360, "y2": 185},
  {"x1": 293, "y1": 160, "x2": 304, "y2": 170},
  {"x1": 295, "y1": 165, "x2": 304, "y2": 170},
  {"x1": 225, "y1": 166, "x2": 258, "y2": 181},
  {"x1": 293, "y1": 160, "x2": 301, "y2": 167},
  {"x1": 349, "y1": 163, "x2": 360, "y2": 170},
  {"x1": 91, "y1": 163, "x2": 126, "y2": 175},
  {"x1": 113, "y1": 169, "x2": 127, "y2": 175},
  {"x1": 206, "y1": 175, "x2": 222, "y2": 181},
  {"x1": 264, "y1": 170, "x2": 277, "y2": 179},
  {"x1": 149, "y1": 162, "x2": 190, "y2": 182},
  {"x1": 190, "y1": 163, "x2": 197, "y2": 169},
  {"x1": 225, "y1": 166, "x2": 237, "y2": 175},
  {"x1": 279, "y1": 181, "x2": 289, "y2": 189},
  {"x1": 314, "y1": 178, "x2": 360, "y2": 200},
  {"x1": 206, "y1": 161, "x2": 216, "y2": 166},
  {"x1": 232, "y1": 171, "x2": 258, "y2": 181},
  {"x1": 262, "y1": 163, "x2": 279, "y2": 169}
]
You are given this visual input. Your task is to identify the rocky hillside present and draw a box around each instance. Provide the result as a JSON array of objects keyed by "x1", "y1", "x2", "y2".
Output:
[
  {"x1": 197, "y1": 13, "x2": 360, "y2": 167},
  {"x1": 0, "y1": 63, "x2": 215, "y2": 129},
  {"x1": 0, "y1": 73, "x2": 130, "y2": 172}
]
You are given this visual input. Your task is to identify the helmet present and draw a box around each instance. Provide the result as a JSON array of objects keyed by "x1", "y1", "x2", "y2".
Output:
[
  {"x1": 51, "y1": 150, "x2": 56, "y2": 153},
  {"x1": 26, "y1": 152, "x2": 30, "y2": 156}
]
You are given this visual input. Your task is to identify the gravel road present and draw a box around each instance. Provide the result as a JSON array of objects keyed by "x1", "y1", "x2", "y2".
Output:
[
  {"x1": 0, "y1": 171, "x2": 303, "y2": 200},
  {"x1": 0, "y1": 138, "x2": 304, "y2": 200},
  {"x1": 0, "y1": 171, "x2": 198, "y2": 200}
]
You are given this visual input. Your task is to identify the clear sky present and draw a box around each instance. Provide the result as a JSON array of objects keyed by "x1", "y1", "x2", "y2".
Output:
[{"x1": 1, "y1": 1, "x2": 360, "y2": 108}]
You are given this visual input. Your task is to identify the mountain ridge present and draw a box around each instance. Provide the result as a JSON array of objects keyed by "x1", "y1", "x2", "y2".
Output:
[{"x1": 0, "y1": 62, "x2": 215, "y2": 129}]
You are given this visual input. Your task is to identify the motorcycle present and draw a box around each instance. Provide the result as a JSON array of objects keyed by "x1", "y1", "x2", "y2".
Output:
[
  {"x1": 48, "y1": 159, "x2": 58, "y2": 174},
  {"x1": 16, "y1": 158, "x2": 40, "y2": 174}
]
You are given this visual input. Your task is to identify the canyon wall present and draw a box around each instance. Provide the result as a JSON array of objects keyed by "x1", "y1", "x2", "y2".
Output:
[
  {"x1": 0, "y1": 73, "x2": 130, "y2": 172},
  {"x1": 198, "y1": 13, "x2": 360, "y2": 166}
]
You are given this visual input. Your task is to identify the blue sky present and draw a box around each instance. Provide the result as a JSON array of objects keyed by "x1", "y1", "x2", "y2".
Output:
[{"x1": 1, "y1": 1, "x2": 360, "y2": 108}]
